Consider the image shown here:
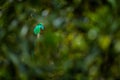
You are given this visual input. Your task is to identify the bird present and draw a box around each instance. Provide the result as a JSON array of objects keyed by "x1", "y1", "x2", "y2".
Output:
[{"x1": 33, "y1": 23, "x2": 45, "y2": 38}]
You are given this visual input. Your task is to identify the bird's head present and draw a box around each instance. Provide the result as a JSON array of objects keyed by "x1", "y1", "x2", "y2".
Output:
[{"x1": 38, "y1": 23, "x2": 44, "y2": 30}]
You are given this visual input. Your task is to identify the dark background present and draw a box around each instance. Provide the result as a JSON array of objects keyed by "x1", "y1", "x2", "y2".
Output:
[{"x1": 0, "y1": 0, "x2": 120, "y2": 80}]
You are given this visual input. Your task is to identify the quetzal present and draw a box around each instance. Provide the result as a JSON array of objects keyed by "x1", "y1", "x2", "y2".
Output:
[{"x1": 33, "y1": 23, "x2": 44, "y2": 38}]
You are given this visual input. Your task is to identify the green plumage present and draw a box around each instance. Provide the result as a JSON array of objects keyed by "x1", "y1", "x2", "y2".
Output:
[{"x1": 33, "y1": 23, "x2": 44, "y2": 35}]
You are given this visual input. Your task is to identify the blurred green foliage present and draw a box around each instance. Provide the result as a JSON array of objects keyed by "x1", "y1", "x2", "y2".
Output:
[{"x1": 0, "y1": 0, "x2": 120, "y2": 80}]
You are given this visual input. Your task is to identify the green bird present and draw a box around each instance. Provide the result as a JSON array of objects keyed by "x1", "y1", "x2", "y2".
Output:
[
  {"x1": 33, "y1": 23, "x2": 44, "y2": 38},
  {"x1": 34, "y1": 23, "x2": 44, "y2": 35}
]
